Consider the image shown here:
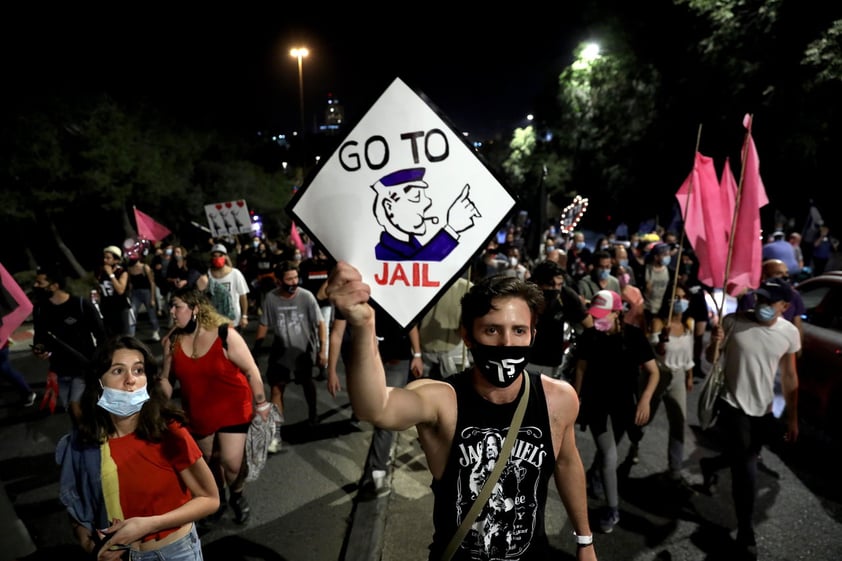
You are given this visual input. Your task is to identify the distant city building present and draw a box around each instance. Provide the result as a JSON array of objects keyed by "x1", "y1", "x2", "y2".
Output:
[{"x1": 319, "y1": 93, "x2": 344, "y2": 135}]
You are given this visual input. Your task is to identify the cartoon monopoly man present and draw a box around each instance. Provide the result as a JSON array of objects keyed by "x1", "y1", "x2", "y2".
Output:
[{"x1": 372, "y1": 167, "x2": 481, "y2": 261}]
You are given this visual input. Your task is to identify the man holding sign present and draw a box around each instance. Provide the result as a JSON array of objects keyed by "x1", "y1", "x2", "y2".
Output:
[{"x1": 328, "y1": 261, "x2": 597, "y2": 561}]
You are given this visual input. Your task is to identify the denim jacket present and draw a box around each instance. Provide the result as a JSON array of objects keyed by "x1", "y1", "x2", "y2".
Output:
[{"x1": 56, "y1": 430, "x2": 109, "y2": 531}]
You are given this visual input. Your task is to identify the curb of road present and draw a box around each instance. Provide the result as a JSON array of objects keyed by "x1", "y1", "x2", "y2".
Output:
[
  {"x1": 343, "y1": 438, "x2": 398, "y2": 561},
  {"x1": 1, "y1": 479, "x2": 36, "y2": 560}
]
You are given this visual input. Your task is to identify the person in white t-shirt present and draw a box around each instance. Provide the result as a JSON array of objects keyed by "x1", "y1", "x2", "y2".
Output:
[
  {"x1": 701, "y1": 278, "x2": 800, "y2": 559},
  {"x1": 198, "y1": 243, "x2": 251, "y2": 330}
]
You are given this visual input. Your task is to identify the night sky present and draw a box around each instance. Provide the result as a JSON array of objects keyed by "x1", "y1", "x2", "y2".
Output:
[{"x1": 4, "y1": 8, "x2": 593, "y2": 139}]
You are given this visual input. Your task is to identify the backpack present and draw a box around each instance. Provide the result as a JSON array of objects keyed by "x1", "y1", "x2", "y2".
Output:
[{"x1": 206, "y1": 275, "x2": 236, "y2": 320}]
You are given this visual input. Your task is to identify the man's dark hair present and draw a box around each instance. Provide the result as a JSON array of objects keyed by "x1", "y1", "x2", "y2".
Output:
[
  {"x1": 460, "y1": 274, "x2": 543, "y2": 334},
  {"x1": 529, "y1": 260, "x2": 562, "y2": 287},
  {"x1": 274, "y1": 260, "x2": 300, "y2": 276},
  {"x1": 36, "y1": 263, "x2": 67, "y2": 289},
  {"x1": 591, "y1": 250, "x2": 612, "y2": 266}
]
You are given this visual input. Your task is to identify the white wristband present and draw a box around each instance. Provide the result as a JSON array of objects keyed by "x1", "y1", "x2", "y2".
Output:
[
  {"x1": 413, "y1": 352, "x2": 422, "y2": 358},
  {"x1": 256, "y1": 402, "x2": 271, "y2": 412},
  {"x1": 574, "y1": 532, "x2": 593, "y2": 546}
]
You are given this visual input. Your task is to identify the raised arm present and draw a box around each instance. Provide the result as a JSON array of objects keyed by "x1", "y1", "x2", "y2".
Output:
[{"x1": 327, "y1": 262, "x2": 441, "y2": 431}]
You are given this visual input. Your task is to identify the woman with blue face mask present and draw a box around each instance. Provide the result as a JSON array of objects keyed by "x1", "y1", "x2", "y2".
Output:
[
  {"x1": 648, "y1": 284, "x2": 696, "y2": 485},
  {"x1": 57, "y1": 336, "x2": 219, "y2": 560}
]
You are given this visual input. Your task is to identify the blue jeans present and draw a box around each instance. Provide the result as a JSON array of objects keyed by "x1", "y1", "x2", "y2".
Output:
[
  {"x1": 130, "y1": 288, "x2": 160, "y2": 335},
  {"x1": 363, "y1": 359, "x2": 410, "y2": 478},
  {"x1": 0, "y1": 345, "x2": 32, "y2": 395},
  {"x1": 128, "y1": 524, "x2": 203, "y2": 561}
]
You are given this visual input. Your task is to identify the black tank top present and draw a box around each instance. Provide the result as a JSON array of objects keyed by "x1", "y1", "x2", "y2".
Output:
[
  {"x1": 129, "y1": 267, "x2": 152, "y2": 290},
  {"x1": 429, "y1": 370, "x2": 554, "y2": 560}
]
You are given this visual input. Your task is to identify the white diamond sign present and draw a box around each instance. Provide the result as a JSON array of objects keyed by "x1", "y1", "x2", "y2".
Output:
[{"x1": 287, "y1": 77, "x2": 517, "y2": 329}]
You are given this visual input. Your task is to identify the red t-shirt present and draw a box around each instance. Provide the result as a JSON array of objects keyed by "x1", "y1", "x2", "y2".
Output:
[
  {"x1": 171, "y1": 330, "x2": 254, "y2": 436},
  {"x1": 107, "y1": 424, "x2": 202, "y2": 541}
]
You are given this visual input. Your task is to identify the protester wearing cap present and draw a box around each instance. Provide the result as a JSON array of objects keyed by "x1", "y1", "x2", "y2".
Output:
[
  {"x1": 643, "y1": 242, "x2": 673, "y2": 333},
  {"x1": 574, "y1": 289, "x2": 659, "y2": 533},
  {"x1": 97, "y1": 244, "x2": 132, "y2": 336},
  {"x1": 371, "y1": 166, "x2": 480, "y2": 261},
  {"x1": 703, "y1": 277, "x2": 800, "y2": 558},
  {"x1": 196, "y1": 241, "x2": 251, "y2": 329}
]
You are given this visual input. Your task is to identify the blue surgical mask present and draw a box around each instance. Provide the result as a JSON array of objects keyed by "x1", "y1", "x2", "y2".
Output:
[
  {"x1": 597, "y1": 269, "x2": 610, "y2": 281},
  {"x1": 97, "y1": 384, "x2": 150, "y2": 417},
  {"x1": 619, "y1": 259, "x2": 629, "y2": 269},
  {"x1": 662, "y1": 256, "x2": 672, "y2": 267},
  {"x1": 755, "y1": 304, "x2": 776, "y2": 322},
  {"x1": 575, "y1": 242, "x2": 586, "y2": 251},
  {"x1": 673, "y1": 299, "x2": 689, "y2": 314}
]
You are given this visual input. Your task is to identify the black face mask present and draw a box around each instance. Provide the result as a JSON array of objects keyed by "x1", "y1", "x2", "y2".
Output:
[
  {"x1": 179, "y1": 314, "x2": 198, "y2": 334},
  {"x1": 31, "y1": 287, "x2": 51, "y2": 302},
  {"x1": 542, "y1": 289, "x2": 560, "y2": 302},
  {"x1": 284, "y1": 283, "x2": 297, "y2": 294},
  {"x1": 128, "y1": 259, "x2": 140, "y2": 267},
  {"x1": 469, "y1": 343, "x2": 531, "y2": 388}
]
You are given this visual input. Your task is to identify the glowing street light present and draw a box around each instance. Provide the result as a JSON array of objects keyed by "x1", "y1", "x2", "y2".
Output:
[{"x1": 290, "y1": 47, "x2": 309, "y2": 134}]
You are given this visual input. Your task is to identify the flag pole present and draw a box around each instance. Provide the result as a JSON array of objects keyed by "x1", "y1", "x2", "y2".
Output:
[
  {"x1": 709, "y1": 114, "x2": 754, "y2": 367},
  {"x1": 665, "y1": 124, "x2": 703, "y2": 329},
  {"x1": 717, "y1": 114, "x2": 753, "y2": 324}
]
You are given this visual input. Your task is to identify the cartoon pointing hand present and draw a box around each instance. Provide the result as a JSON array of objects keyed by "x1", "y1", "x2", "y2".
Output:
[{"x1": 446, "y1": 184, "x2": 482, "y2": 234}]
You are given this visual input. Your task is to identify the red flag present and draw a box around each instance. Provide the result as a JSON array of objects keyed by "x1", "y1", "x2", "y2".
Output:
[
  {"x1": 676, "y1": 152, "x2": 728, "y2": 288},
  {"x1": 0, "y1": 262, "x2": 34, "y2": 348},
  {"x1": 719, "y1": 157, "x2": 737, "y2": 242},
  {"x1": 289, "y1": 221, "x2": 306, "y2": 255},
  {"x1": 727, "y1": 115, "x2": 769, "y2": 297},
  {"x1": 133, "y1": 207, "x2": 172, "y2": 242}
]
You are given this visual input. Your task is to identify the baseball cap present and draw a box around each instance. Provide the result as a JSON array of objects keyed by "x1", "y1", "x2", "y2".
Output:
[
  {"x1": 103, "y1": 245, "x2": 122, "y2": 259},
  {"x1": 588, "y1": 290, "x2": 623, "y2": 318},
  {"x1": 755, "y1": 279, "x2": 792, "y2": 303},
  {"x1": 211, "y1": 243, "x2": 228, "y2": 255}
]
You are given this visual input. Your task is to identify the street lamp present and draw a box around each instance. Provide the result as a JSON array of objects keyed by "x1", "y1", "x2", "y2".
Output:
[{"x1": 290, "y1": 47, "x2": 309, "y2": 134}]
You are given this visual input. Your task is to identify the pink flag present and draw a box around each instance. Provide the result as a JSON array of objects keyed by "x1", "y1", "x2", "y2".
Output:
[
  {"x1": 727, "y1": 115, "x2": 769, "y2": 296},
  {"x1": 289, "y1": 221, "x2": 306, "y2": 255},
  {"x1": 134, "y1": 207, "x2": 172, "y2": 242},
  {"x1": 719, "y1": 157, "x2": 737, "y2": 242},
  {"x1": 676, "y1": 152, "x2": 728, "y2": 288},
  {"x1": 0, "y1": 262, "x2": 34, "y2": 348}
]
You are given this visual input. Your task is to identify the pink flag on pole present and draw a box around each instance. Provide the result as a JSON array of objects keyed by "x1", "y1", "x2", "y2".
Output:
[
  {"x1": 0, "y1": 262, "x2": 34, "y2": 348},
  {"x1": 289, "y1": 221, "x2": 306, "y2": 255},
  {"x1": 134, "y1": 207, "x2": 172, "y2": 242},
  {"x1": 676, "y1": 152, "x2": 728, "y2": 288},
  {"x1": 727, "y1": 115, "x2": 769, "y2": 297},
  {"x1": 719, "y1": 157, "x2": 737, "y2": 242}
]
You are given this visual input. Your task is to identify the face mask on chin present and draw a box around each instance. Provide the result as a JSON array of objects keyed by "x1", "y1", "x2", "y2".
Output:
[
  {"x1": 97, "y1": 384, "x2": 150, "y2": 417},
  {"x1": 469, "y1": 343, "x2": 531, "y2": 388}
]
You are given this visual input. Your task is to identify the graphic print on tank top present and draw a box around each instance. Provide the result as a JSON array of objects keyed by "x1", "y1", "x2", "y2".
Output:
[{"x1": 454, "y1": 424, "x2": 547, "y2": 559}]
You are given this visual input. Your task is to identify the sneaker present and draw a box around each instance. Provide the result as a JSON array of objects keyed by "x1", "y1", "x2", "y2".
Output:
[
  {"x1": 268, "y1": 437, "x2": 282, "y2": 454},
  {"x1": 359, "y1": 470, "x2": 390, "y2": 500},
  {"x1": 372, "y1": 469, "x2": 390, "y2": 494},
  {"x1": 23, "y1": 392, "x2": 37, "y2": 407},
  {"x1": 230, "y1": 494, "x2": 250, "y2": 525},
  {"x1": 699, "y1": 457, "x2": 719, "y2": 495},
  {"x1": 151, "y1": 331, "x2": 161, "y2": 342},
  {"x1": 599, "y1": 507, "x2": 620, "y2": 533},
  {"x1": 626, "y1": 442, "x2": 640, "y2": 465}
]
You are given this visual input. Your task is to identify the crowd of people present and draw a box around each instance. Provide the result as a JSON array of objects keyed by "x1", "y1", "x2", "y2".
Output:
[{"x1": 11, "y1": 214, "x2": 835, "y2": 561}]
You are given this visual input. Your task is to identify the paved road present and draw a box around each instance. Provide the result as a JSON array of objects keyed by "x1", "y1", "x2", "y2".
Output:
[{"x1": 3, "y1": 317, "x2": 842, "y2": 561}]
